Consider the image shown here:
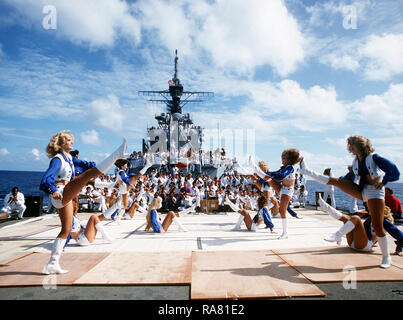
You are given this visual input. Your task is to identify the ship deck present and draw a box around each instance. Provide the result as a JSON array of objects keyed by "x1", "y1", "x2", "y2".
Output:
[{"x1": 0, "y1": 206, "x2": 402, "y2": 301}]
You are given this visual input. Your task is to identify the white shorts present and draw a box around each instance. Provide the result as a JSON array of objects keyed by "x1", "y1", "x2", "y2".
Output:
[
  {"x1": 119, "y1": 183, "x2": 128, "y2": 195},
  {"x1": 361, "y1": 184, "x2": 385, "y2": 202},
  {"x1": 280, "y1": 186, "x2": 294, "y2": 198},
  {"x1": 350, "y1": 240, "x2": 373, "y2": 252},
  {"x1": 77, "y1": 232, "x2": 90, "y2": 246},
  {"x1": 51, "y1": 185, "x2": 72, "y2": 209}
]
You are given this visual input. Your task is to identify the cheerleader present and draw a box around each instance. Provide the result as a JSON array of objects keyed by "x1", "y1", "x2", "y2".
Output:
[
  {"x1": 145, "y1": 196, "x2": 189, "y2": 233},
  {"x1": 225, "y1": 195, "x2": 276, "y2": 233},
  {"x1": 299, "y1": 135, "x2": 400, "y2": 268},
  {"x1": 107, "y1": 158, "x2": 152, "y2": 223},
  {"x1": 251, "y1": 149, "x2": 302, "y2": 239},
  {"x1": 68, "y1": 213, "x2": 114, "y2": 246},
  {"x1": 318, "y1": 195, "x2": 403, "y2": 256},
  {"x1": 40, "y1": 130, "x2": 128, "y2": 274}
]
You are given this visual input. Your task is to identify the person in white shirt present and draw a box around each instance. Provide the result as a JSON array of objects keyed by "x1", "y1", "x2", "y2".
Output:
[
  {"x1": 297, "y1": 185, "x2": 308, "y2": 208},
  {"x1": 1, "y1": 187, "x2": 26, "y2": 219},
  {"x1": 323, "y1": 168, "x2": 336, "y2": 208}
]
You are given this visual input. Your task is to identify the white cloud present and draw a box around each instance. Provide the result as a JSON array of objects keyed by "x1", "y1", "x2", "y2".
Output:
[
  {"x1": 193, "y1": 0, "x2": 307, "y2": 76},
  {"x1": 0, "y1": 148, "x2": 9, "y2": 156},
  {"x1": 246, "y1": 80, "x2": 347, "y2": 131},
  {"x1": 80, "y1": 130, "x2": 101, "y2": 146},
  {"x1": 305, "y1": 0, "x2": 371, "y2": 28},
  {"x1": 135, "y1": 0, "x2": 194, "y2": 55},
  {"x1": 359, "y1": 33, "x2": 403, "y2": 80},
  {"x1": 88, "y1": 94, "x2": 124, "y2": 131},
  {"x1": 319, "y1": 33, "x2": 403, "y2": 81},
  {"x1": 5, "y1": 0, "x2": 141, "y2": 48},
  {"x1": 31, "y1": 148, "x2": 41, "y2": 160},
  {"x1": 351, "y1": 83, "x2": 403, "y2": 133}
]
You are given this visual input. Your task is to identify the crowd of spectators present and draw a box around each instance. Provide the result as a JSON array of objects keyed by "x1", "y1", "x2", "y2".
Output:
[{"x1": 74, "y1": 162, "x2": 309, "y2": 218}]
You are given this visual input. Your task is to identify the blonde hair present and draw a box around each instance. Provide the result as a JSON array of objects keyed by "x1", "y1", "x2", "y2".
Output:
[
  {"x1": 384, "y1": 206, "x2": 394, "y2": 224},
  {"x1": 347, "y1": 135, "x2": 374, "y2": 158},
  {"x1": 258, "y1": 161, "x2": 269, "y2": 172},
  {"x1": 46, "y1": 130, "x2": 74, "y2": 158},
  {"x1": 145, "y1": 197, "x2": 162, "y2": 231}
]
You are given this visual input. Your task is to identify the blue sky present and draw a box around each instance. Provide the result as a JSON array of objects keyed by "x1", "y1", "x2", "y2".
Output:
[{"x1": 0, "y1": 0, "x2": 402, "y2": 180}]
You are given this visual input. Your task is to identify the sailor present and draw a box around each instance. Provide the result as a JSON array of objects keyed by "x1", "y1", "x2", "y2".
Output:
[
  {"x1": 1, "y1": 187, "x2": 26, "y2": 220},
  {"x1": 322, "y1": 168, "x2": 336, "y2": 208}
]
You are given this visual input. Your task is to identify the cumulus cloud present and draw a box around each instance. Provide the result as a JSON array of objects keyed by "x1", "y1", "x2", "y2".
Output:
[
  {"x1": 320, "y1": 33, "x2": 403, "y2": 81},
  {"x1": 135, "y1": 0, "x2": 308, "y2": 77},
  {"x1": 31, "y1": 148, "x2": 41, "y2": 160},
  {"x1": 246, "y1": 80, "x2": 347, "y2": 130},
  {"x1": 192, "y1": 0, "x2": 307, "y2": 76},
  {"x1": 80, "y1": 130, "x2": 101, "y2": 146},
  {"x1": 4, "y1": 0, "x2": 141, "y2": 48},
  {"x1": 359, "y1": 33, "x2": 403, "y2": 80},
  {"x1": 88, "y1": 94, "x2": 124, "y2": 131},
  {"x1": 351, "y1": 83, "x2": 403, "y2": 133}
]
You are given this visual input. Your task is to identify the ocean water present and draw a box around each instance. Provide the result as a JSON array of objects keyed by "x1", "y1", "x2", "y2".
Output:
[{"x1": 0, "y1": 170, "x2": 402, "y2": 211}]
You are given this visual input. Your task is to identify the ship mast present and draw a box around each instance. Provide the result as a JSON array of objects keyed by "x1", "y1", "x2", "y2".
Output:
[{"x1": 138, "y1": 50, "x2": 214, "y2": 165}]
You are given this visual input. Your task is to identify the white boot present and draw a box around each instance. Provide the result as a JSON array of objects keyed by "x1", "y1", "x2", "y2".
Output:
[
  {"x1": 43, "y1": 238, "x2": 68, "y2": 275},
  {"x1": 115, "y1": 209, "x2": 125, "y2": 224},
  {"x1": 179, "y1": 204, "x2": 196, "y2": 216},
  {"x1": 324, "y1": 220, "x2": 355, "y2": 245},
  {"x1": 137, "y1": 206, "x2": 147, "y2": 214},
  {"x1": 102, "y1": 197, "x2": 122, "y2": 219},
  {"x1": 96, "y1": 138, "x2": 128, "y2": 173},
  {"x1": 299, "y1": 158, "x2": 329, "y2": 184},
  {"x1": 173, "y1": 217, "x2": 188, "y2": 232},
  {"x1": 123, "y1": 213, "x2": 133, "y2": 220},
  {"x1": 232, "y1": 214, "x2": 244, "y2": 231},
  {"x1": 224, "y1": 197, "x2": 240, "y2": 212},
  {"x1": 139, "y1": 158, "x2": 153, "y2": 175},
  {"x1": 95, "y1": 223, "x2": 114, "y2": 243},
  {"x1": 318, "y1": 195, "x2": 342, "y2": 220},
  {"x1": 377, "y1": 236, "x2": 391, "y2": 268},
  {"x1": 278, "y1": 218, "x2": 288, "y2": 239}
]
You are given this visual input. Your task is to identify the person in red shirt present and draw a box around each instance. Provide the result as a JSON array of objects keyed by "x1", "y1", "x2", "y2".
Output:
[{"x1": 385, "y1": 187, "x2": 402, "y2": 220}]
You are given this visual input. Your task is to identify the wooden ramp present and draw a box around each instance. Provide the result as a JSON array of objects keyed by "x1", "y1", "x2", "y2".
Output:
[
  {"x1": 74, "y1": 251, "x2": 192, "y2": 285},
  {"x1": 273, "y1": 246, "x2": 403, "y2": 283},
  {"x1": 190, "y1": 250, "x2": 325, "y2": 299},
  {"x1": 0, "y1": 252, "x2": 109, "y2": 287}
]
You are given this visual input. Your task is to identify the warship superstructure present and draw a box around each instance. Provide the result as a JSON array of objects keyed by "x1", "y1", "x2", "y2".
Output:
[{"x1": 128, "y1": 50, "x2": 227, "y2": 178}]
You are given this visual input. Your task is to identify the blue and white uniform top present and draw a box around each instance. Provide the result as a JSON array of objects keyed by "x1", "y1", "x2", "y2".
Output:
[
  {"x1": 344, "y1": 153, "x2": 400, "y2": 191},
  {"x1": 150, "y1": 209, "x2": 163, "y2": 233},
  {"x1": 71, "y1": 216, "x2": 84, "y2": 233},
  {"x1": 252, "y1": 206, "x2": 274, "y2": 231},
  {"x1": 40, "y1": 153, "x2": 96, "y2": 195},
  {"x1": 267, "y1": 164, "x2": 297, "y2": 182},
  {"x1": 116, "y1": 169, "x2": 132, "y2": 195},
  {"x1": 40, "y1": 153, "x2": 75, "y2": 194}
]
